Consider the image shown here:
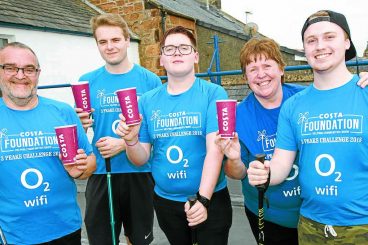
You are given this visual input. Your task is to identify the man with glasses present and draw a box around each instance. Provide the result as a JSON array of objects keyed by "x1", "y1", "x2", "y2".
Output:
[
  {"x1": 116, "y1": 26, "x2": 233, "y2": 245},
  {"x1": 0, "y1": 42, "x2": 96, "y2": 244},
  {"x1": 76, "y1": 13, "x2": 161, "y2": 245}
]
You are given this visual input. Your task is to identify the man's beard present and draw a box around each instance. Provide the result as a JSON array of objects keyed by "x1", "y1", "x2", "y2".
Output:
[
  {"x1": 0, "y1": 78, "x2": 38, "y2": 107},
  {"x1": 8, "y1": 88, "x2": 37, "y2": 107}
]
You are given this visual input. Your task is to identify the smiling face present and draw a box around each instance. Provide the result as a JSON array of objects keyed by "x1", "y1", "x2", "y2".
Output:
[
  {"x1": 95, "y1": 25, "x2": 130, "y2": 68},
  {"x1": 159, "y1": 33, "x2": 198, "y2": 78},
  {"x1": 245, "y1": 54, "x2": 283, "y2": 102},
  {"x1": 303, "y1": 21, "x2": 350, "y2": 73},
  {"x1": 0, "y1": 46, "x2": 40, "y2": 108}
]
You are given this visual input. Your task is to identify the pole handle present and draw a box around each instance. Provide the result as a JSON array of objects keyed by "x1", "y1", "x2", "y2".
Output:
[
  {"x1": 187, "y1": 196, "x2": 198, "y2": 245},
  {"x1": 255, "y1": 154, "x2": 267, "y2": 191},
  {"x1": 106, "y1": 157, "x2": 111, "y2": 173},
  {"x1": 188, "y1": 196, "x2": 197, "y2": 208},
  {"x1": 255, "y1": 153, "x2": 265, "y2": 163},
  {"x1": 255, "y1": 154, "x2": 266, "y2": 245}
]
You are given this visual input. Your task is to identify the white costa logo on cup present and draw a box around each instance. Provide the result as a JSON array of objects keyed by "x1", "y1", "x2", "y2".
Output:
[
  {"x1": 81, "y1": 89, "x2": 88, "y2": 109},
  {"x1": 222, "y1": 107, "x2": 229, "y2": 131},
  {"x1": 124, "y1": 95, "x2": 134, "y2": 119},
  {"x1": 58, "y1": 133, "x2": 68, "y2": 157}
]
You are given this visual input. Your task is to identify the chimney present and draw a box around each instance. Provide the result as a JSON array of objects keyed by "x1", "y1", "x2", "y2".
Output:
[{"x1": 197, "y1": 0, "x2": 221, "y2": 9}]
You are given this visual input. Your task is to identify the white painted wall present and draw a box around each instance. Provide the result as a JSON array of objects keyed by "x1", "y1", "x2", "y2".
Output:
[{"x1": 0, "y1": 27, "x2": 140, "y2": 105}]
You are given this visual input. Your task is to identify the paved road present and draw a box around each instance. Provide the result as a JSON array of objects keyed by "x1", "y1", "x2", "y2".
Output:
[{"x1": 77, "y1": 178, "x2": 257, "y2": 245}]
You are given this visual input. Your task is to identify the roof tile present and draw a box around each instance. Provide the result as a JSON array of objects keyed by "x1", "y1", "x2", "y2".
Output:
[{"x1": 0, "y1": 0, "x2": 98, "y2": 35}]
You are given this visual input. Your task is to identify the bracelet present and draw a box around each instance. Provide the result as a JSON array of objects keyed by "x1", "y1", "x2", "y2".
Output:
[{"x1": 125, "y1": 138, "x2": 139, "y2": 147}]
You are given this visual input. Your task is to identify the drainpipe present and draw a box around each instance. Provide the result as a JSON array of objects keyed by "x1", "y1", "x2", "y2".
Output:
[
  {"x1": 159, "y1": 8, "x2": 167, "y2": 76},
  {"x1": 160, "y1": 8, "x2": 166, "y2": 35}
]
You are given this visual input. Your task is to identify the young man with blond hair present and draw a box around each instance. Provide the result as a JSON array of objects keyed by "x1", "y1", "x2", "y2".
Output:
[{"x1": 76, "y1": 13, "x2": 161, "y2": 245}]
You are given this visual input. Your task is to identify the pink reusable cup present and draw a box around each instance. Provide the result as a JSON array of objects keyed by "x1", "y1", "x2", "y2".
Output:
[
  {"x1": 115, "y1": 87, "x2": 140, "y2": 126},
  {"x1": 216, "y1": 100, "x2": 237, "y2": 138},
  {"x1": 54, "y1": 124, "x2": 79, "y2": 165},
  {"x1": 71, "y1": 81, "x2": 91, "y2": 113}
]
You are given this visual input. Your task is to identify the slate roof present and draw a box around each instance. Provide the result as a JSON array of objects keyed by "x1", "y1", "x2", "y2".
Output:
[
  {"x1": 280, "y1": 46, "x2": 305, "y2": 57},
  {"x1": 0, "y1": 0, "x2": 141, "y2": 39},
  {"x1": 148, "y1": 0, "x2": 251, "y2": 40},
  {"x1": 0, "y1": 0, "x2": 101, "y2": 36}
]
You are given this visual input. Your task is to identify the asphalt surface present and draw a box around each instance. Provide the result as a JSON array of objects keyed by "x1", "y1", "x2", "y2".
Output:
[{"x1": 76, "y1": 178, "x2": 257, "y2": 245}]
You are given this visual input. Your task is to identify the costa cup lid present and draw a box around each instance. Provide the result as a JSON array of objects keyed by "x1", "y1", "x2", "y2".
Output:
[{"x1": 301, "y1": 10, "x2": 356, "y2": 61}]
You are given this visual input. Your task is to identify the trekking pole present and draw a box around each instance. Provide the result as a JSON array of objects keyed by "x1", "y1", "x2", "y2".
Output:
[
  {"x1": 0, "y1": 225, "x2": 7, "y2": 245},
  {"x1": 255, "y1": 154, "x2": 266, "y2": 245},
  {"x1": 105, "y1": 157, "x2": 117, "y2": 245},
  {"x1": 188, "y1": 196, "x2": 198, "y2": 245}
]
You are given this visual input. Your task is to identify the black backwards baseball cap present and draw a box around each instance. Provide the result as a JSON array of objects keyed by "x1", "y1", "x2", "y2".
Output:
[{"x1": 301, "y1": 10, "x2": 356, "y2": 61}]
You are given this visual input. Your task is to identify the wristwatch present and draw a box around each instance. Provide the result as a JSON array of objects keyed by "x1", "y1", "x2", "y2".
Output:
[{"x1": 196, "y1": 191, "x2": 210, "y2": 209}]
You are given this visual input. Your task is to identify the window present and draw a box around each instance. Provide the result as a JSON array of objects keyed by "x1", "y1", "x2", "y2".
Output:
[
  {"x1": 0, "y1": 38, "x2": 8, "y2": 48},
  {"x1": 0, "y1": 34, "x2": 15, "y2": 48}
]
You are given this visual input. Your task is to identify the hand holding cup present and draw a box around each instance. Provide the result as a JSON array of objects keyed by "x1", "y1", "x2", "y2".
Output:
[
  {"x1": 71, "y1": 81, "x2": 92, "y2": 113},
  {"x1": 115, "y1": 87, "x2": 140, "y2": 126},
  {"x1": 55, "y1": 124, "x2": 79, "y2": 165},
  {"x1": 63, "y1": 149, "x2": 88, "y2": 178},
  {"x1": 116, "y1": 113, "x2": 141, "y2": 144},
  {"x1": 216, "y1": 100, "x2": 237, "y2": 138},
  {"x1": 215, "y1": 132, "x2": 241, "y2": 160}
]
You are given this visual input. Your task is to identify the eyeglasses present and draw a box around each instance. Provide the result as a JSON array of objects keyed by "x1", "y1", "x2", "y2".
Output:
[
  {"x1": 161, "y1": 44, "x2": 196, "y2": 56},
  {"x1": 0, "y1": 64, "x2": 40, "y2": 77}
]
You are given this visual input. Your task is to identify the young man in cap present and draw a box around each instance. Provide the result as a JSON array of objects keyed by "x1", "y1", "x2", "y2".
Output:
[{"x1": 247, "y1": 10, "x2": 368, "y2": 244}]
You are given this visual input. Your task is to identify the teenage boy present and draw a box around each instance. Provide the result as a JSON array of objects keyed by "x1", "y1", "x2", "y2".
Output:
[{"x1": 116, "y1": 26, "x2": 232, "y2": 245}]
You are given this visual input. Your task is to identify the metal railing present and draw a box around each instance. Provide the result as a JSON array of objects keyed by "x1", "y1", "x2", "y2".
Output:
[{"x1": 38, "y1": 59, "x2": 368, "y2": 90}]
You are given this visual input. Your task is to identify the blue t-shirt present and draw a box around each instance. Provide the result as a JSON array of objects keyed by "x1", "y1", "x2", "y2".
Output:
[
  {"x1": 0, "y1": 96, "x2": 92, "y2": 244},
  {"x1": 79, "y1": 64, "x2": 162, "y2": 174},
  {"x1": 139, "y1": 78, "x2": 228, "y2": 202},
  {"x1": 236, "y1": 83, "x2": 304, "y2": 228},
  {"x1": 277, "y1": 75, "x2": 368, "y2": 226}
]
